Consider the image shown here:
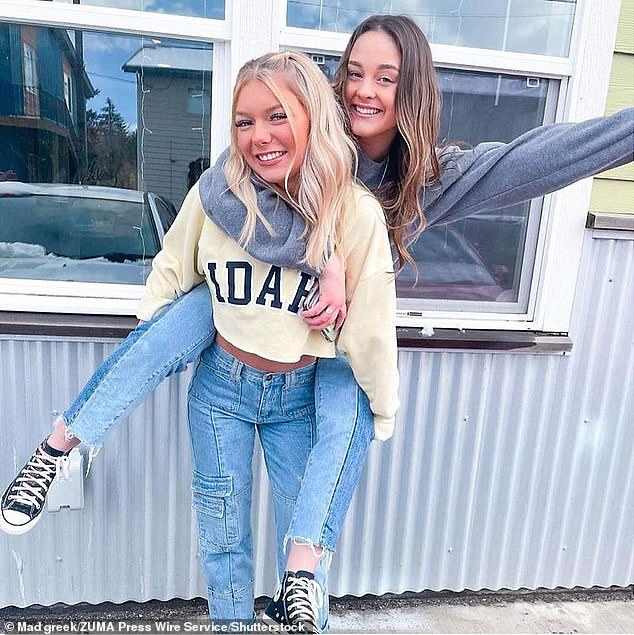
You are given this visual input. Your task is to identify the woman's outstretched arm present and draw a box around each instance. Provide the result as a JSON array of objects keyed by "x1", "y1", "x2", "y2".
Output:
[{"x1": 423, "y1": 107, "x2": 634, "y2": 227}]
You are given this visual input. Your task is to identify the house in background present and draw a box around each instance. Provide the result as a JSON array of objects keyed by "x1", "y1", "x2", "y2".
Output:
[
  {"x1": 123, "y1": 43, "x2": 212, "y2": 207},
  {"x1": 0, "y1": 23, "x2": 94, "y2": 183}
]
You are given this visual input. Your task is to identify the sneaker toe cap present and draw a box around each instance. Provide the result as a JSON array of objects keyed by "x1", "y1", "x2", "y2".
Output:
[{"x1": 2, "y1": 508, "x2": 33, "y2": 528}]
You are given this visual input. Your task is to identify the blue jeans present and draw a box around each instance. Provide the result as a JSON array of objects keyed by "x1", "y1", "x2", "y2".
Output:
[
  {"x1": 60, "y1": 284, "x2": 374, "y2": 621},
  {"x1": 64, "y1": 284, "x2": 216, "y2": 448},
  {"x1": 188, "y1": 343, "x2": 374, "y2": 626},
  {"x1": 291, "y1": 355, "x2": 373, "y2": 554},
  {"x1": 188, "y1": 342, "x2": 317, "y2": 620}
]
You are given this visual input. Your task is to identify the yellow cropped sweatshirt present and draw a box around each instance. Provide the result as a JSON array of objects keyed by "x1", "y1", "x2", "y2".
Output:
[{"x1": 137, "y1": 182, "x2": 399, "y2": 440}]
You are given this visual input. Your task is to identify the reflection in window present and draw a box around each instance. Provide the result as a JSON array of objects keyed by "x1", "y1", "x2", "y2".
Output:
[
  {"x1": 311, "y1": 54, "x2": 555, "y2": 307},
  {"x1": 187, "y1": 88, "x2": 210, "y2": 115},
  {"x1": 0, "y1": 185, "x2": 164, "y2": 284},
  {"x1": 120, "y1": 40, "x2": 212, "y2": 205},
  {"x1": 422, "y1": 69, "x2": 551, "y2": 306},
  {"x1": 63, "y1": 67, "x2": 73, "y2": 118},
  {"x1": 23, "y1": 42, "x2": 40, "y2": 116},
  {"x1": 42, "y1": 0, "x2": 225, "y2": 20},
  {"x1": 288, "y1": 0, "x2": 577, "y2": 57},
  {"x1": 0, "y1": 23, "x2": 212, "y2": 285}
]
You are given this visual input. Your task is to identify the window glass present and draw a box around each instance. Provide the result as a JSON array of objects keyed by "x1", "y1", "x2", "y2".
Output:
[
  {"x1": 406, "y1": 69, "x2": 552, "y2": 308},
  {"x1": 0, "y1": 187, "x2": 160, "y2": 284},
  {"x1": 63, "y1": 72, "x2": 73, "y2": 116},
  {"x1": 152, "y1": 194, "x2": 178, "y2": 231},
  {"x1": 289, "y1": 0, "x2": 577, "y2": 57},
  {"x1": 0, "y1": 23, "x2": 212, "y2": 285},
  {"x1": 42, "y1": 0, "x2": 224, "y2": 20},
  {"x1": 23, "y1": 43, "x2": 40, "y2": 116},
  {"x1": 311, "y1": 54, "x2": 555, "y2": 308},
  {"x1": 187, "y1": 87, "x2": 210, "y2": 115}
]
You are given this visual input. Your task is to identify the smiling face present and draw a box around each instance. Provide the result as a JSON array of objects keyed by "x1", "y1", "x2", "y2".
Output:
[
  {"x1": 233, "y1": 77, "x2": 310, "y2": 194},
  {"x1": 343, "y1": 30, "x2": 401, "y2": 161}
]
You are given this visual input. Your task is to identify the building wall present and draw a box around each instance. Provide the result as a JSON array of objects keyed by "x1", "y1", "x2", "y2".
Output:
[
  {"x1": 0, "y1": 0, "x2": 632, "y2": 611},
  {"x1": 136, "y1": 73, "x2": 212, "y2": 208},
  {"x1": 0, "y1": 226, "x2": 632, "y2": 607},
  {"x1": 590, "y1": 0, "x2": 634, "y2": 214}
]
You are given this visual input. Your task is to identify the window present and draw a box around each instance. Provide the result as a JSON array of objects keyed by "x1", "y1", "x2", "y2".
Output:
[
  {"x1": 311, "y1": 55, "x2": 557, "y2": 312},
  {"x1": 0, "y1": 0, "x2": 620, "y2": 332},
  {"x1": 41, "y1": 0, "x2": 225, "y2": 20},
  {"x1": 63, "y1": 70, "x2": 73, "y2": 117},
  {"x1": 287, "y1": 0, "x2": 619, "y2": 332},
  {"x1": 0, "y1": 185, "x2": 162, "y2": 284},
  {"x1": 151, "y1": 193, "x2": 178, "y2": 230},
  {"x1": 22, "y1": 43, "x2": 39, "y2": 116},
  {"x1": 403, "y1": 70, "x2": 556, "y2": 312},
  {"x1": 0, "y1": 23, "x2": 212, "y2": 289},
  {"x1": 287, "y1": 0, "x2": 577, "y2": 56}
]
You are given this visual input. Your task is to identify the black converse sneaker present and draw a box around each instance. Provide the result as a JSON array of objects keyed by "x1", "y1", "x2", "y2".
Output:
[
  {"x1": 264, "y1": 570, "x2": 325, "y2": 633},
  {"x1": 262, "y1": 590, "x2": 286, "y2": 629},
  {"x1": 0, "y1": 441, "x2": 69, "y2": 535}
]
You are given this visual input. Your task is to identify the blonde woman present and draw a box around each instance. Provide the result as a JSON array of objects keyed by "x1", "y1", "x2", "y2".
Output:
[{"x1": 136, "y1": 52, "x2": 396, "y2": 629}]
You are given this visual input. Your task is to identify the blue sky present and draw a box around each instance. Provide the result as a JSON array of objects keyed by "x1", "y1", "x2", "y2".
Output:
[{"x1": 83, "y1": 32, "x2": 139, "y2": 128}]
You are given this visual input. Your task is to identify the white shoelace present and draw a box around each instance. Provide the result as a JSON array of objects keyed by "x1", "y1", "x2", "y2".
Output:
[
  {"x1": 285, "y1": 576, "x2": 324, "y2": 633},
  {"x1": 8, "y1": 447, "x2": 67, "y2": 510}
]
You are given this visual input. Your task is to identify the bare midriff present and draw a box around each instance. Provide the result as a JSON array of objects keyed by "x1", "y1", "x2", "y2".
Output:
[{"x1": 216, "y1": 333, "x2": 316, "y2": 373}]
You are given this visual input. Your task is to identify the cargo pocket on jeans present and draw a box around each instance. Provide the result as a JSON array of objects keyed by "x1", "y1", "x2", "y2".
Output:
[{"x1": 191, "y1": 471, "x2": 239, "y2": 551}]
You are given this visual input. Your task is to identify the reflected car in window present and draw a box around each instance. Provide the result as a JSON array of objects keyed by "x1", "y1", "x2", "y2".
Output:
[
  {"x1": 397, "y1": 225, "x2": 506, "y2": 302},
  {"x1": 0, "y1": 183, "x2": 177, "y2": 285}
]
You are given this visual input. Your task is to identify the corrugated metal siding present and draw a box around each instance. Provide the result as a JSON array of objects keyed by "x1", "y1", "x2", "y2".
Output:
[{"x1": 1, "y1": 230, "x2": 633, "y2": 607}]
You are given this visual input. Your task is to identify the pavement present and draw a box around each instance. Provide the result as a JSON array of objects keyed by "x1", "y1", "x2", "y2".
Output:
[
  {"x1": 328, "y1": 589, "x2": 634, "y2": 633},
  {"x1": 0, "y1": 588, "x2": 632, "y2": 634}
]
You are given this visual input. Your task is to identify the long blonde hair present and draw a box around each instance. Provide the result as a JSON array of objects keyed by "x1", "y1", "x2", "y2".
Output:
[
  {"x1": 225, "y1": 51, "x2": 357, "y2": 272},
  {"x1": 333, "y1": 15, "x2": 442, "y2": 272}
]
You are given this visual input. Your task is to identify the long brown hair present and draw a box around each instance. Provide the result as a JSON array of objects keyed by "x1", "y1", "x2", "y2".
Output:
[{"x1": 333, "y1": 15, "x2": 442, "y2": 271}]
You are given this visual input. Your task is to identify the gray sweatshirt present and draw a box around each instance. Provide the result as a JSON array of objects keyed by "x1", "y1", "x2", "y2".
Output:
[{"x1": 198, "y1": 107, "x2": 634, "y2": 276}]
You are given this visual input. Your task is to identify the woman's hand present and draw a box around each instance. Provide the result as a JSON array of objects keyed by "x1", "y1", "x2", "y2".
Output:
[{"x1": 300, "y1": 253, "x2": 347, "y2": 330}]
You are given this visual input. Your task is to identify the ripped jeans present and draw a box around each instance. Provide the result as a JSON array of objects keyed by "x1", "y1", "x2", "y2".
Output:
[
  {"x1": 63, "y1": 284, "x2": 217, "y2": 449},
  {"x1": 188, "y1": 342, "x2": 373, "y2": 626},
  {"x1": 60, "y1": 284, "x2": 374, "y2": 623}
]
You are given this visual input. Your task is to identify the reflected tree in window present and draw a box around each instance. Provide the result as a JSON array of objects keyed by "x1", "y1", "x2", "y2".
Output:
[{"x1": 85, "y1": 97, "x2": 137, "y2": 188}]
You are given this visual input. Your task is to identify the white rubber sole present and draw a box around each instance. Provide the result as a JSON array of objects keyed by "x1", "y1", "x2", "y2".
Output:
[{"x1": 0, "y1": 507, "x2": 43, "y2": 535}]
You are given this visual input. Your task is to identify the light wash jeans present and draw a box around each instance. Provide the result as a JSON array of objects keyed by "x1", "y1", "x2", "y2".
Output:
[
  {"x1": 60, "y1": 283, "x2": 374, "y2": 623},
  {"x1": 188, "y1": 343, "x2": 317, "y2": 621},
  {"x1": 64, "y1": 284, "x2": 216, "y2": 448}
]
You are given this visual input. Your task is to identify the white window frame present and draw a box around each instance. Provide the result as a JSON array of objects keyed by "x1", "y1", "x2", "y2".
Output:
[{"x1": 0, "y1": 0, "x2": 623, "y2": 332}]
